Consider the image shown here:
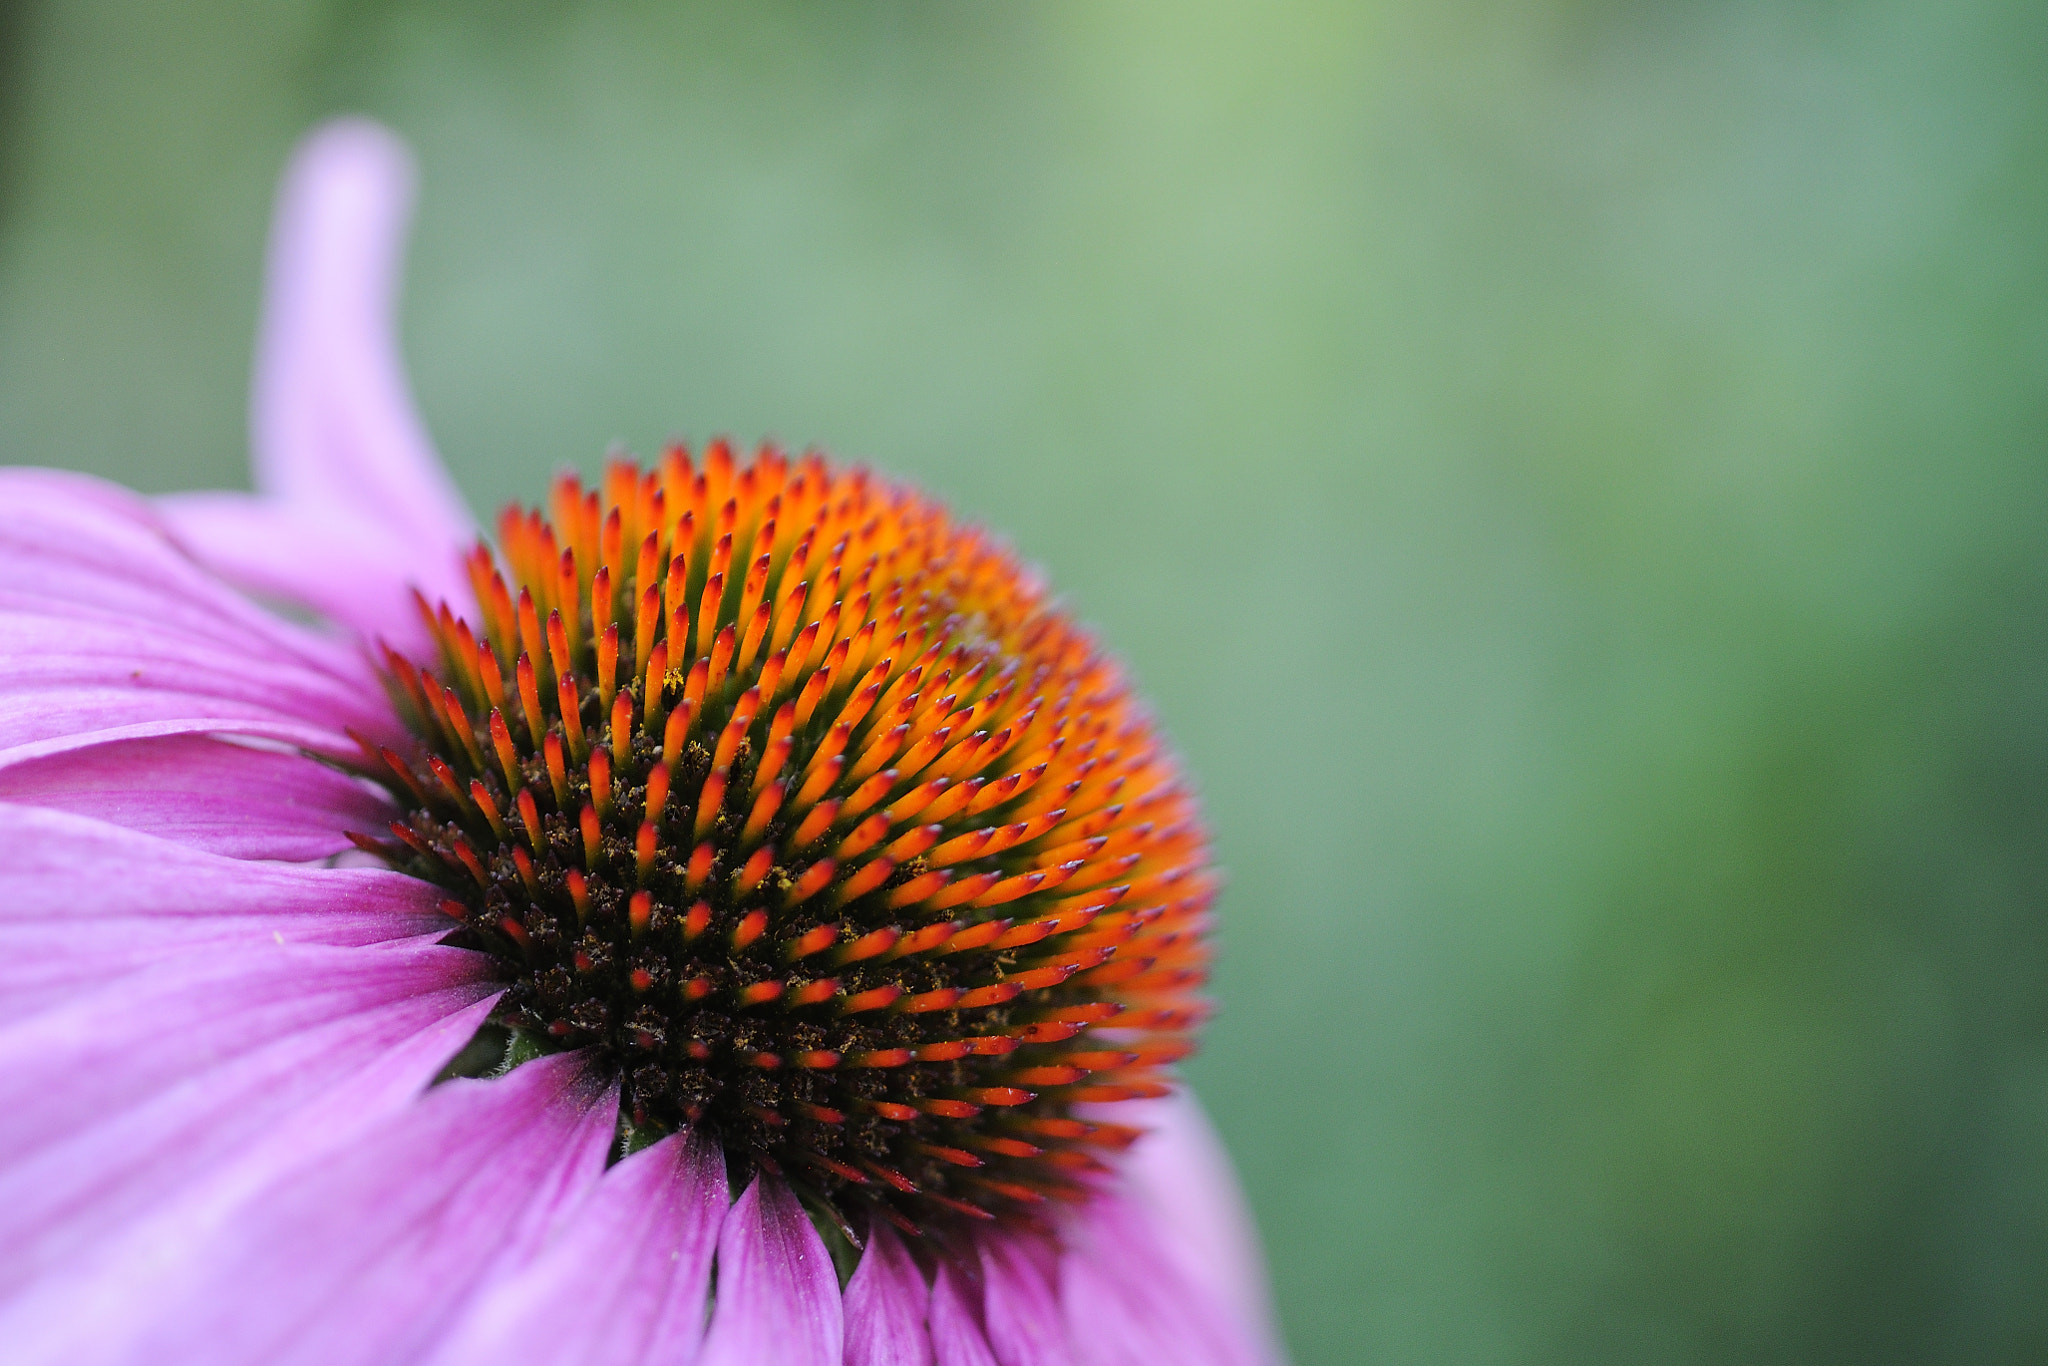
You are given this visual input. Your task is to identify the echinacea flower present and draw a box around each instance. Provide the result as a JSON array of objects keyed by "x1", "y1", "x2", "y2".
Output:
[{"x1": 0, "y1": 120, "x2": 1284, "y2": 1366}]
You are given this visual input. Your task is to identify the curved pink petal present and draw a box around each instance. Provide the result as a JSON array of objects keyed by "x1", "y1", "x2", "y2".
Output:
[
  {"x1": 252, "y1": 119, "x2": 470, "y2": 545},
  {"x1": 698, "y1": 1176, "x2": 843, "y2": 1366},
  {"x1": 0, "y1": 469, "x2": 381, "y2": 677},
  {"x1": 0, "y1": 717, "x2": 368, "y2": 774},
  {"x1": 157, "y1": 492, "x2": 459, "y2": 658},
  {"x1": 927, "y1": 1262, "x2": 998, "y2": 1366},
  {"x1": 1104, "y1": 1091, "x2": 1281, "y2": 1356},
  {"x1": 0, "y1": 732, "x2": 392, "y2": 860},
  {"x1": 424, "y1": 1128, "x2": 728, "y2": 1366},
  {"x1": 975, "y1": 1231, "x2": 1067, "y2": 1366},
  {"x1": 842, "y1": 1223, "x2": 933, "y2": 1366},
  {"x1": 1058, "y1": 1192, "x2": 1272, "y2": 1366},
  {"x1": 159, "y1": 118, "x2": 474, "y2": 645},
  {"x1": 0, "y1": 469, "x2": 403, "y2": 759},
  {"x1": 0, "y1": 803, "x2": 448, "y2": 1010},
  {"x1": 20, "y1": 1053, "x2": 616, "y2": 1366},
  {"x1": 0, "y1": 939, "x2": 496, "y2": 1299},
  {"x1": 0, "y1": 997, "x2": 502, "y2": 1365},
  {"x1": 0, "y1": 607, "x2": 394, "y2": 760}
]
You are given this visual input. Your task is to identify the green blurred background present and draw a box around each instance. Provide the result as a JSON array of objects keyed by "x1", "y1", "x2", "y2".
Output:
[{"x1": 6, "y1": 1, "x2": 2048, "y2": 1360}]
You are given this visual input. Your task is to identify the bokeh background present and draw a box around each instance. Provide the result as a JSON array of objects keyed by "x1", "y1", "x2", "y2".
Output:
[{"x1": 5, "y1": 1, "x2": 2048, "y2": 1360}]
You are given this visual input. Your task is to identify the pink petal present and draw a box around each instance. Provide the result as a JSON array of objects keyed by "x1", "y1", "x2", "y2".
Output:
[
  {"x1": 157, "y1": 493, "x2": 458, "y2": 658},
  {"x1": 0, "y1": 803, "x2": 448, "y2": 1010},
  {"x1": 0, "y1": 733, "x2": 392, "y2": 859},
  {"x1": 927, "y1": 1262, "x2": 998, "y2": 1366},
  {"x1": 842, "y1": 1224, "x2": 933, "y2": 1366},
  {"x1": 0, "y1": 609, "x2": 392, "y2": 772},
  {"x1": 0, "y1": 469, "x2": 404, "y2": 758},
  {"x1": 1058, "y1": 1193, "x2": 1275, "y2": 1366},
  {"x1": 160, "y1": 119, "x2": 474, "y2": 643},
  {"x1": 32, "y1": 1053, "x2": 616, "y2": 1366},
  {"x1": 0, "y1": 992, "x2": 503, "y2": 1365},
  {"x1": 0, "y1": 468, "x2": 380, "y2": 677},
  {"x1": 698, "y1": 1176, "x2": 843, "y2": 1366},
  {"x1": 253, "y1": 119, "x2": 470, "y2": 545},
  {"x1": 0, "y1": 939, "x2": 496, "y2": 1298},
  {"x1": 1102, "y1": 1092, "x2": 1281, "y2": 1354},
  {"x1": 424, "y1": 1128, "x2": 729, "y2": 1366},
  {"x1": 0, "y1": 717, "x2": 371, "y2": 774},
  {"x1": 975, "y1": 1231, "x2": 1068, "y2": 1366}
]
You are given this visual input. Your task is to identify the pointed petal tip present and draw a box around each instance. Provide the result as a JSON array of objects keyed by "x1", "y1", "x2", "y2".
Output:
[
  {"x1": 843, "y1": 1222, "x2": 934, "y2": 1366},
  {"x1": 698, "y1": 1174, "x2": 842, "y2": 1366}
]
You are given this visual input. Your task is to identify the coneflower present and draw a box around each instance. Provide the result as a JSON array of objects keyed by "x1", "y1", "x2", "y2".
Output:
[{"x1": 0, "y1": 120, "x2": 1282, "y2": 1366}]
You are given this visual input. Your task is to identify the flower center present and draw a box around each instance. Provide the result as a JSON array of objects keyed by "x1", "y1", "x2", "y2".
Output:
[{"x1": 367, "y1": 442, "x2": 1211, "y2": 1237}]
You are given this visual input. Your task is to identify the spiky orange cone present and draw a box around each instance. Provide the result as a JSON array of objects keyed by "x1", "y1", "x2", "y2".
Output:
[{"x1": 374, "y1": 441, "x2": 1215, "y2": 1237}]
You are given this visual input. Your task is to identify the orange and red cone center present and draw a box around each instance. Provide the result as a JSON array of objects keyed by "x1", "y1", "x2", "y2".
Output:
[{"x1": 369, "y1": 441, "x2": 1214, "y2": 1238}]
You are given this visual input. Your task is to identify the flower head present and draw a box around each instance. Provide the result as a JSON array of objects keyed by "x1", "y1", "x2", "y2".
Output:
[
  {"x1": 383, "y1": 444, "x2": 1212, "y2": 1237},
  {"x1": 0, "y1": 120, "x2": 1282, "y2": 1365}
]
